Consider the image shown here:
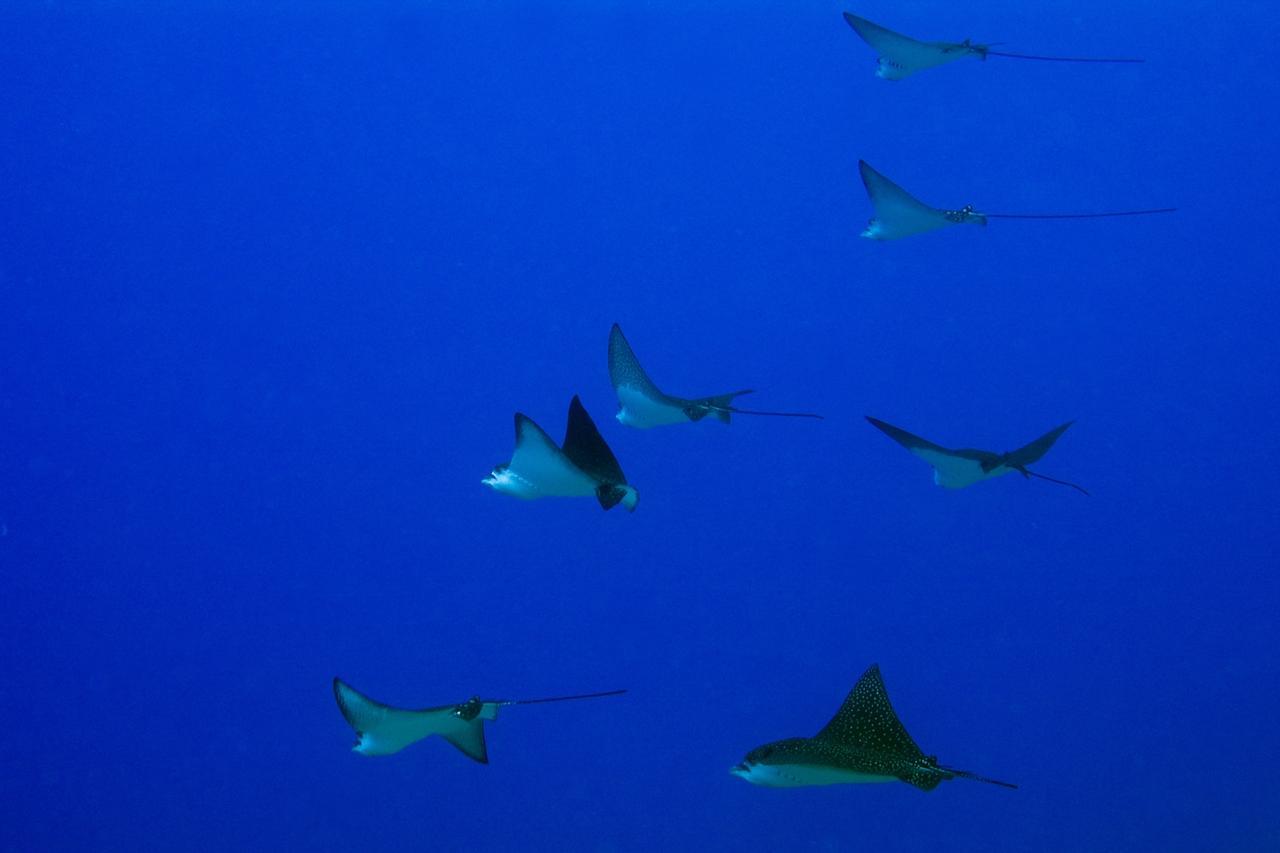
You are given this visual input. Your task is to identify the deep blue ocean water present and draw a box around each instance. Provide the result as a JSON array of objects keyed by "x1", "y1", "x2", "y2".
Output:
[{"x1": 2, "y1": 2, "x2": 1278, "y2": 850}]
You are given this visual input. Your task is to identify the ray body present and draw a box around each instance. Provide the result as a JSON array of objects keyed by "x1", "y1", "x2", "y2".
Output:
[
  {"x1": 333, "y1": 679, "x2": 627, "y2": 762},
  {"x1": 858, "y1": 160, "x2": 984, "y2": 241},
  {"x1": 484, "y1": 395, "x2": 638, "y2": 510},
  {"x1": 333, "y1": 678, "x2": 498, "y2": 761},
  {"x1": 608, "y1": 324, "x2": 820, "y2": 428},
  {"x1": 732, "y1": 665, "x2": 1015, "y2": 791},
  {"x1": 843, "y1": 12, "x2": 983, "y2": 80},
  {"x1": 867, "y1": 416, "x2": 1085, "y2": 493},
  {"x1": 857, "y1": 161, "x2": 1173, "y2": 242},
  {"x1": 843, "y1": 11, "x2": 1144, "y2": 80}
]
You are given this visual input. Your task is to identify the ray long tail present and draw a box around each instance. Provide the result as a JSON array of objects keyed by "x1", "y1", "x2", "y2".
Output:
[
  {"x1": 985, "y1": 208, "x2": 1176, "y2": 220},
  {"x1": 1024, "y1": 469, "x2": 1090, "y2": 496},
  {"x1": 514, "y1": 689, "x2": 627, "y2": 706},
  {"x1": 985, "y1": 50, "x2": 1144, "y2": 64},
  {"x1": 728, "y1": 407, "x2": 825, "y2": 420},
  {"x1": 944, "y1": 766, "x2": 1019, "y2": 789}
]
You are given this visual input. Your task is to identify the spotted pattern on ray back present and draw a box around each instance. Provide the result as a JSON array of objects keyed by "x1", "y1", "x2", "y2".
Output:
[
  {"x1": 815, "y1": 664, "x2": 926, "y2": 762},
  {"x1": 608, "y1": 324, "x2": 665, "y2": 399}
]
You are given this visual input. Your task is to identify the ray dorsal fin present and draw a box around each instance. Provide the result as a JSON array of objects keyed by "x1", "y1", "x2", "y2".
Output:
[
  {"x1": 608, "y1": 324, "x2": 665, "y2": 399},
  {"x1": 816, "y1": 664, "x2": 927, "y2": 762},
  {"x1": 562, "y1": 395, "x2": 627, "y2": 486}
]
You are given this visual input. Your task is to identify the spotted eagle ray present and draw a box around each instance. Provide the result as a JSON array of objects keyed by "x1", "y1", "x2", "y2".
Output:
[
  {"x1": 333, "y1": 677, "x2": 626, "y2": 761},
  {"x1": 483, "y1": 394, "x2": 639, "y2": 511},
  {"x1": 867, "y1": 415, "x2": 1088, "y2": 494},
  {"x1": 858, "y1": 160, "x2": 1175, "y2": 241},
  {"x1": 842, "y1": 11, "x2": 1144, "y2": 81},
  {"x1": 731, "y1": 664, "x2": 1016, "y2": 791},
  {"x1": 608, "y1": 324, "x2": 822, "y2": 428}
]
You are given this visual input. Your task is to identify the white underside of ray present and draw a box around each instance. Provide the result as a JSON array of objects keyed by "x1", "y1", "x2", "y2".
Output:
[
  {"x1": 874, "y1": 39, "x2": 975, "y2": 80},
  {"x1": 912, "y1": 448, "x2": 1011, "y2": 489},
  {"x1": 732, "y1": 763, "x2": 896, "y2": 787},
  {"x1": 615, "y1": 384, "x2": 690, "y2": 429},
  {"x1": 351, "y1": 707, "x2": 466, "y2": 756},
  {"x1": 487, "y1": 421, "x2": 599, "y2": 499},
  {"x1": 862, "y1": 178, "x2": 956, "y2": 240},
  {"x1": 846, "y1": 14, "x2": 977, "y2": 80}
]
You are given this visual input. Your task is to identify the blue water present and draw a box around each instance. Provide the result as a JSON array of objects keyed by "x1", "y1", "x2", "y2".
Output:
[{"x1": 2, "y1": 2, "x2": 1277, "y2": 850}]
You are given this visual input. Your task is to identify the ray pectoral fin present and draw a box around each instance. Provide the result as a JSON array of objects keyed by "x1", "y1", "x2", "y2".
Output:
[
  {"x1": 816, "y1": 665, "x2": 927, "y2": 762},
  {"x1": 865, "y1": 416, "x2": 945, "y2": 453},
  {"x1": 608, "y1": 324, "x2": 665, "y2": 399},
  {"x1": 443, "y1": 718, "x2": 489, "y2": 764},
  {"x1": 333, "y1": 677, "x2": 387, "y2": 733},
  {"x1": 857, "y1": 162, "x2": 956, "y2": 239},
  {"x1": 1005, "y1": 421, "x2": 1073, "y2": 466},
  {"x1": 562, "y1": 396, "x2": 630, "y2": 486}
]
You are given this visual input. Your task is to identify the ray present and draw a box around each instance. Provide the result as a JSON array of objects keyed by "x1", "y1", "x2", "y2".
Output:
[
  {"x1": 842, "y1": 11, "x2": 1143, "y2": 80},
  {"x1": 332, "y1": 677, "x2": 494, "y2": 761},
  {"x1": 333, "y1": 678, "x2": 626, "y2": 761},
  {"x1": 484, "y1": 396, "x2": 638, "y2": 511},
  {"x1": 857, "y1": 161, "x2": 1174, "y2": 242},
  {"x1": 730, "y1": 665, "x2": 1016, "y2": 791},
  {"x1": 866, "y1": 416, "x2": 1086, "y2": 493},
  {"x1": 608, "y1": 324, "x2": 822, "y2": 429}
]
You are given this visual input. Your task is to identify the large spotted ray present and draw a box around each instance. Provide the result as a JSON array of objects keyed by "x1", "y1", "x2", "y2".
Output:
[
  {"x1": 332, "y1": 678, "x2": 626, "y2": 761},
  {"x1": 731, "y1": 665, "x2": 1015, "y2": 790},
  {"x1": 483, "y1": 395, "x2": 639, "y2": 511},
  {"x1": 858, "y1": 160, "x2": 1175, "y2": 241},
  {"x1": 842, "y1": 11, "x2": 1144, "y2": 81},
  {"x1": 608, "y1": 324, "x2": 821, "y2": 428},
  {"x1": 866, "y1": 416, "x2": 1088, "y2": 494}
]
